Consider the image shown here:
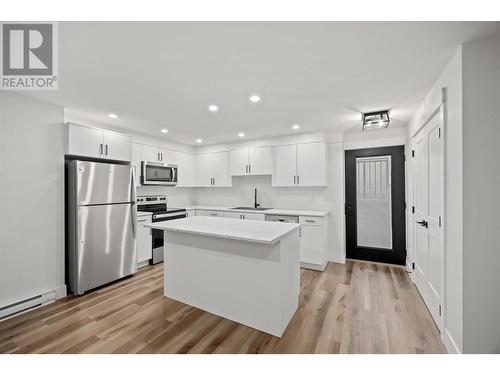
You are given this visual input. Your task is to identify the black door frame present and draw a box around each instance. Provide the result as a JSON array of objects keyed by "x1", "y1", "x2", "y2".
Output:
[{"x1": 345, "y1": 146, "x2": 406, "y2": 265}]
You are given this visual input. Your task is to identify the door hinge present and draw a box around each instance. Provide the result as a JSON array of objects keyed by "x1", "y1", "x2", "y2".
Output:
[
  {"x1": 412, "y1": 150, "x2": 415, "y2": 158},
  {"x1": 412, "y1": 206, "x2": 415, "y2": 214},
  {"x1": 439, "y1": 305, "x2": 442, "y2": 316},
  {"x1": 412, "y1": 262, "x2": 415, "y2": 270}
]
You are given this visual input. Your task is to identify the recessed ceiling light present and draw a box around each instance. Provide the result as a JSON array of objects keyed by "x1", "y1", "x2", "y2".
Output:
[
  {"x1": 196, "y1": 139, "x2": 203, "y2": 143},
  {"x1": 208, "y1": 105, "x2": 219, "y2": 112},
  {"x1": 292, "y1": 124, "x2": 300, "y2": 130},
  {"x1": 161, "y1": 129, "x2": 169, "y2": 134},
  {"x1": 249, "y1": 95, "x2": 261, "y2": 103},
  {"x1": 238, "y1": 132, "x2": 245, "y2": 137},
  {"x1": 108, "y1": 113, "x2": 118, "y2": 119}
]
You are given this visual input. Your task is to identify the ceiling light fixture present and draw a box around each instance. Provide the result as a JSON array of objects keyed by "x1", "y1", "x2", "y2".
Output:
[
  {"x1": 107, "y1": 113, "x2": 118, "y2": 119},
  {"x1": 238, "y1": 132, "x2": 245, "y2": 137},
  {"x1": 362, "y1": 110, "x2": 390, "y2": 131},
  {"x1": 292, "y1": 124, "x2": 300, "y2": 130},
  {"x1": 249, "y1": 95, "x2": 261, "y2": 103},
  {"x1": 208, "y1": 105, "x2": 219, "y2": 112},
  {"x1": 161, "y1": 129, "x2": 169, "y2": 134},
  {"x1": 196, "y1": 139, "x2": 203, "y2": 143}
]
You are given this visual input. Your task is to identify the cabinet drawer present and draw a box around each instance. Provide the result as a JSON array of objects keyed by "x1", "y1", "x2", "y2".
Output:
[
  {"x1": 299, "y1": 216, "x2": 324, "y2": 226},
  {"x1": 196, "y1": 210, "x2": 223, "y2": 217}
]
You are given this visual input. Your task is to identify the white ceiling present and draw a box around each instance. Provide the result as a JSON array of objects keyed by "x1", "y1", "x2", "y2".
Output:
[{"x1": 27, "y1": 22, "x2": 500, "y2": 145}]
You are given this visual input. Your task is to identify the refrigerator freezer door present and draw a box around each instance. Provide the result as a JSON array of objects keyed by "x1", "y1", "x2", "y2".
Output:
[
  {"x1": 73, "y1": 203, "x2": 137, "y2": 295},
  {"x1": 76, "y1": 160, "x2": 135, "y2": 205}
]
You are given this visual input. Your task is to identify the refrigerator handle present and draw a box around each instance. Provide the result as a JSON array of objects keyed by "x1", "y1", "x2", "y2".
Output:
[{"x1": 130, "y1": 167, "x2": 137, "y2": 203}]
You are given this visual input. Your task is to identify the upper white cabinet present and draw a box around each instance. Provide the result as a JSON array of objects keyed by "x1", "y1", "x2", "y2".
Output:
[
  {"x1": 67, "y1": 123, "x2": 131, "y2": 161},
  {"x1": 132, "y1": 143, "x2": 196, "y2": 187},
  {"x1": 229, "y1": 146, "x2": 271, "y2": 176},
  {"x1": 176, "y1": 151, "x2": 196, "y2": 187},
  {"x1": 103, "y1": 132, "x2": 132, "y2": 161},
  {"x1": 141, "y1": 144, "x2": 176, "y2": 163},
  {"x1": 296, "y1": 142, "x2": 327, "y2": 186},
  {"x1": 272, "y1": 141, "x2": 327, "y2": 187},
  {"x1": 195, "y1": 151, "x2": 231, "y2": 187}
]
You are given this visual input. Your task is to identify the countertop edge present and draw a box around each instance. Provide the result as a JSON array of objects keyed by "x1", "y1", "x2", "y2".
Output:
[
  {"x1": 144, "y1": 222, "x2": 301, "y2": 245},
  {"x1": 184, "y1": 206, "x2": 330, "y2": 217}
]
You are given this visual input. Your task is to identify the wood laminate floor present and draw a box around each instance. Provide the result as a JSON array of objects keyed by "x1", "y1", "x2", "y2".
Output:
[{"x1": 0, "y1": 261, "x2": 446, "y2": 354}]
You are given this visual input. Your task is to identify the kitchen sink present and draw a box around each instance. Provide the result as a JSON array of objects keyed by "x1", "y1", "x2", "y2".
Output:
[{"x1": 230, "y1": 207, "x2": 273, "y2": 211}]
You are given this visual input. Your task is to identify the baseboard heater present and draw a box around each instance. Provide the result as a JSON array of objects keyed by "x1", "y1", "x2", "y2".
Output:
[{"x1": 0, "y1": 291, "x2": 56, "y2": 320}]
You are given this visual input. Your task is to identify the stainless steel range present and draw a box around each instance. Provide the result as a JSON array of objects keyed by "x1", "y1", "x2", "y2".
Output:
[{"x1": 137, "y1": 195, "x2": 187, "y2": 264}]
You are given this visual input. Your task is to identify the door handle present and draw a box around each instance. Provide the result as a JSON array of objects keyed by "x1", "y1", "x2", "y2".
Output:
[
  {"x1": 416, "y1": 220, "x2": 428, "y2": 228},
  {"x1": 249, "y1": 165, "x2": 251, "y2": 174},
  {"x1": 99, "y1": 144, "x2": 103, "y2": 155},
  {"x1": 297, "y1": 175, "x2": 299, "y2": 184},
  {"x1": 293, "y1": 175, "x2": 296, "y2": 184},
  {"x1": 105, "y1": 144, "x2": 108, "y2": 156}
]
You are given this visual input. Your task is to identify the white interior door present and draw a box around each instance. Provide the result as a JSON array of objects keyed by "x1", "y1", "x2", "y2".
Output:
[{"x1": 412, "y1": 109, "x2": 444, "y2": 331}]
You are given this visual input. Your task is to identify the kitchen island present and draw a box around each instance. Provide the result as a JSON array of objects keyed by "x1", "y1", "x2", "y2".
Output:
[{"x1": 146, "y1": 216, "x2": 301, "y2": 337}]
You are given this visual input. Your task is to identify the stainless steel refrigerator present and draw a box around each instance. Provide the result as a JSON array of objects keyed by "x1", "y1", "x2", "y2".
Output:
[{"x1": 67, "y1": 160, "x2": 137, "y2": 295}]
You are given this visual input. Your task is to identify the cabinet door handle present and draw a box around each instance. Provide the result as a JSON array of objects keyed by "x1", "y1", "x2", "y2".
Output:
[
  {"x1": 249, "y1": 165, "x2": 251, "y2": 174},
  {"x1": 297, "y1": 175, "x2": 299, "y2": 184},
  {"x1": 105, "y1": 144, "x2": 108, "y2": 156},
  {"x1": 293, "y1": 175, "x2": 296, "y2": 184},
  {"x1": 213, "y1": 177, "x2": 215, "y2": 185},
  {"x1": 99, "y1": 144, "x2": 103, "y2": 155},
  {"x1": 305, "y1": 219, "x2": 315, "y2": 223},
  {"x1": 246, "y1": 165, "x2": 248, "y2": 174}
]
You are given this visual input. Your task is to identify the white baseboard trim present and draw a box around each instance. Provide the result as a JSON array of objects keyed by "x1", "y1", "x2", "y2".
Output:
[
  {"x1": 443, "y1": 328, "x2": 461, "y2": 354},
  {"x1": 405, "y1": 260, "x2": 415, "y2": 282},
  {"x1": 54, "y1": 284, "x2": 67, "y2": 300},
  {"x1": 301, "y1": 262, "x2": 327, "y2": 271}
]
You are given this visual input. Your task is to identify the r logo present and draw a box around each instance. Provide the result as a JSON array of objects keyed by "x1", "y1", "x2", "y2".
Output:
[{"x1": 2, "y1": 23, "x2": 53, "y2": 76}]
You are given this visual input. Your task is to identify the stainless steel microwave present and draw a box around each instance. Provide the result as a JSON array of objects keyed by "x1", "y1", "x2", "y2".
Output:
[{"x1": 141, "y1": 161, "x2": 178, "y2": 186}]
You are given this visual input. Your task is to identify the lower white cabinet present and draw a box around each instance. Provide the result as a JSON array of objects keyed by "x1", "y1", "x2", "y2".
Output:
[
  {"x1": 299, "y1": 216, "x2": 327, "y2": 270},
  {"x1": 223, "y1": 211, "x2": 265, "y2": 221},
  {"x1": 137, "y1": 215, "x2": 152, "y2": 265}
]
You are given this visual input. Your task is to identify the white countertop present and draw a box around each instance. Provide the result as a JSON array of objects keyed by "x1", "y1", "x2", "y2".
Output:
[
  {"x1": 145, "y1": 216, "x2": 300, "y2": 245},
  {"x1": 184, "y1": 205, "x2": 329, "y2": 217}
]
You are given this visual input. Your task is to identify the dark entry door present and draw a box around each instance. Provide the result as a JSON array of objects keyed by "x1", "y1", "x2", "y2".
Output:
[{"x1": 345, "y1": 146, "x2": 406, "y2": 265}]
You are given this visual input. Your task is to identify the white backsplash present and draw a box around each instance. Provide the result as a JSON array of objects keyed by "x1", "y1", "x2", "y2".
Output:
[{"x1": 136, "y1": 186, "x2": 196, "y2": 208}]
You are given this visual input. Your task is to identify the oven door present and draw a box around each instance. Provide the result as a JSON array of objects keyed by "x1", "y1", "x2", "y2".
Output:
[
  {"x1": 142, "y1": 162, "x2": 178, "y2": 186},
  {"x1": 150, "y1": 212, "x2": 187, "y2": 264}
]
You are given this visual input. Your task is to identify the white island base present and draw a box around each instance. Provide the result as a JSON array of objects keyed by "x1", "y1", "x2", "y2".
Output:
[{"x1": 149, "y1": 217, "x2": 300, "y2": 337}]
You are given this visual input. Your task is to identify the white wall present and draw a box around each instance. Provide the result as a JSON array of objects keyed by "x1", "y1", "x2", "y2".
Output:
[
  {"x1": 343, "y1": 126, "x2": 407, "y2": 150},
  {"x1": 461, "y1": 32, "x2": 500, "y2": 354},
  {"x1": 0, "y1": 92, "x2": 66, "y2": 308},
  {"x1": 194, "y1": 131, "x2": 346, "y2": 263}
]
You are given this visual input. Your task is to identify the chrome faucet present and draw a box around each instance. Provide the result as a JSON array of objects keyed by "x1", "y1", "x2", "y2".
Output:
[{"x1": 254, "y1": 188, "x2": 260, "y2": 209}]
